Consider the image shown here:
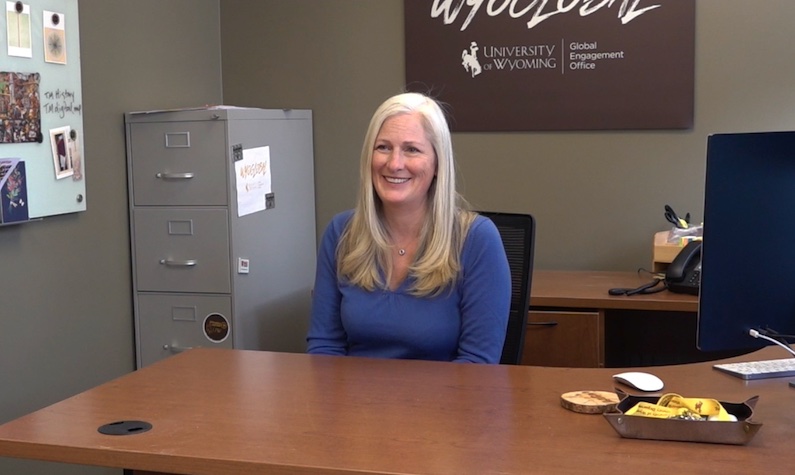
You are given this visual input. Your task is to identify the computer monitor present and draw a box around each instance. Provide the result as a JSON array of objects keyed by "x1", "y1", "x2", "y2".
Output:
[{"x1": 697, "y1": 131, "x2": 795, "y2": 353}]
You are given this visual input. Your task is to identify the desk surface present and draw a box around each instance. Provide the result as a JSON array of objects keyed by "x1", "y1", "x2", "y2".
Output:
[
  {"x1": 531, "y1": 270, "x2": 698, "y2": 312},
  {"x1": 0, "y1": 347, "x2": 792, "y2": 475}
]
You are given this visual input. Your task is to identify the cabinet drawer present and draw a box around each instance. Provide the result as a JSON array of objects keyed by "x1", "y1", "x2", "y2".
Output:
[
  {"x1": 129, "y1": 120, "x2": 228, "y2": 206},
  {"x1": 133, "y1": 208, "x2": 231, "y2": 293},
  {"x1": 137, "y1": 293, "x2": 233, "y2": 367},
  {"x1": 522, "y1": 310, "x2": 603, "y2": 368}
]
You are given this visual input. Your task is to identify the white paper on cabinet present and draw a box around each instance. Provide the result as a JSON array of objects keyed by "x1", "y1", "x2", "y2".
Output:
[{"x1": 235, "y1": 146, "x2": 272, "y2": 217}]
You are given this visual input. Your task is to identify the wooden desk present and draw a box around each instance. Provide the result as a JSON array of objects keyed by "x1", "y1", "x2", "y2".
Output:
[
  {"x1": 531, "y1": 270, "x2": 697, "y2": 312},
  {"x1": 0, "y1": 348, "x2": 792, "y2": 475},
  {"x1": 525, "y1": 271, "x2": 717, "y2": 368}
]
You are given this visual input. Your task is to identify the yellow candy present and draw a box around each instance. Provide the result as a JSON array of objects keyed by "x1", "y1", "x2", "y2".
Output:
[{"x1": 625, "y1": 393, "x2": 735, "y2": 421}]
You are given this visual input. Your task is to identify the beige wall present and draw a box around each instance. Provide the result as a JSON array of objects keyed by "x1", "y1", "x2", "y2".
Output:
[{"x1": 221, "y1": 0, "x2": 795, "y2": 271}]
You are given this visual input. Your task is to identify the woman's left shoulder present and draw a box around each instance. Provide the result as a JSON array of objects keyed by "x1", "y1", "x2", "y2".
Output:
[
  {"x1": 460, "y1": 213, "x2": 508, "y2": 275},
  {"x1": 460, "y1": 213, "x2": 502, "y2": 251},
  {"x1": 467, "y1": 213, "x2": 500, "y2": 237}
]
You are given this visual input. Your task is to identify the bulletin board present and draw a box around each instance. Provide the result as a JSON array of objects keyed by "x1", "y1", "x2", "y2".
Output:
[{"x1": 0, "y1": 0, "x2": 84, "y2": 226}]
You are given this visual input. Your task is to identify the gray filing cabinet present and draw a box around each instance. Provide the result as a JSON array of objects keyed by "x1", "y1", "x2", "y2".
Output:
[{"x1": 125, "y1": 107, "x2": 316, "y2": 368}]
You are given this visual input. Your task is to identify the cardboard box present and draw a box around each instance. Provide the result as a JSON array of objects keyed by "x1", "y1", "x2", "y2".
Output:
[
  {"x1": 0, "y1": 158, "x2": 29, "y2": 224},
  {"x1": 653, "y1": 230, "x2": 684, "y2": 272}
]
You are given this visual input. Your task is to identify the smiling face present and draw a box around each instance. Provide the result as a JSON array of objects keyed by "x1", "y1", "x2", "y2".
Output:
[{"x1": 371, "y1": 112, "x2": 437, "y2": 213}]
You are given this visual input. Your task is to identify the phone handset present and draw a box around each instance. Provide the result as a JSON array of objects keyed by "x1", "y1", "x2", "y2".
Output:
[{"x1": 665, "y1": 240, "x2": 702, "y2": 295}]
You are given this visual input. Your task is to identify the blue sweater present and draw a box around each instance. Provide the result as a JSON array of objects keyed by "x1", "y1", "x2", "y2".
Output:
[{"x1": 307, "y1": 210, "x2": 511, "y2": 363}]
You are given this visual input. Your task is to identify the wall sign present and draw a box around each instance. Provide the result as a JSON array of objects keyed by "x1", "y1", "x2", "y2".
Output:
[{"x1": 405, "y1": 1, "x2": 695, "y2": 132}]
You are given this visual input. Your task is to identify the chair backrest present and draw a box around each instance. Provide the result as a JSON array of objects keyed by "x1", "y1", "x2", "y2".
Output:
[{"x1": 478, "y1": 211, "x2": 536, "y2": 365}]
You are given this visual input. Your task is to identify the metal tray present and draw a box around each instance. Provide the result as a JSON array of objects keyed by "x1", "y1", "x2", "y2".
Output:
[{"x1": 603, "y1": 393, "x2": 762, "y2": 445}]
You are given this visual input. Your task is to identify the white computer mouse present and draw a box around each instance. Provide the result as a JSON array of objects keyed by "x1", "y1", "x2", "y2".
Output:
[{"x1": 612, "y1": 371, "x2": 664, "y2": 392}]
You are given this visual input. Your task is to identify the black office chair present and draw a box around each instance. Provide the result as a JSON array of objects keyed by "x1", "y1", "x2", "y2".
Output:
[{"x1": 478, "y1": 211, "x2": 536, "y2": 365}]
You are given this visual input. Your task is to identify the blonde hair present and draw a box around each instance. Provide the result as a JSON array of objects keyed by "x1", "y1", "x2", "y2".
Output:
[{"x1": 337, "y1": 92, "x2": 476, "y2": 296}]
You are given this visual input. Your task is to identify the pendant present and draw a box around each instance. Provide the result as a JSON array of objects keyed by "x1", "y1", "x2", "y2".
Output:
[{"x1": 398, "y1": 248, "x2": 406, "y2": 256}]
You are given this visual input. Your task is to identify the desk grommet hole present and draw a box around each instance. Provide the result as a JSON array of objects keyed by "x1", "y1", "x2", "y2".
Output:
[{"x1": 97, "y1": 420, "x2": 153, "y2": 436}]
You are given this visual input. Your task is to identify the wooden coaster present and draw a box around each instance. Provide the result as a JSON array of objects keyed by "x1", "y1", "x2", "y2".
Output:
[{"x1": 560, "y1": 390, "x2": 620, "y2": 414}]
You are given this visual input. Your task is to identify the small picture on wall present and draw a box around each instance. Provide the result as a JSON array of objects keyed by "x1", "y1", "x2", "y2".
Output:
[
  {"x1": 50, "y1": 125, "x2": 73, "y2": 180},
  {"x1": 0, "y1": 71, "x2": 41, "y2": 144},
  {"x1": 43, "y1": 10, "x2": 66, "y2": 65},
  {"x1": 68, "y1": 129, "x2": 82, "y2": 181},
  {"x1": 68, "y1": 129, "x2": 83, "y2": 181},
  {"x1": 6, "y1": 1, "x2": 32, "y2": 58}
]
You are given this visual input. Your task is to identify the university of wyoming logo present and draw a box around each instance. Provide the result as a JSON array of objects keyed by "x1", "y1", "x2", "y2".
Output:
[{"x1": 461, "y1": 41, "x2": 482, "y2": 78}]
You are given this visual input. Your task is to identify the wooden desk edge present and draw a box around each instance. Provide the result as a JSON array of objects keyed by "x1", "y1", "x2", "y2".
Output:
[
  {"x1": 0, "y1": 437, "x2": 329, "y2": 475},
  {"x1": 531, "y1": 295, "x2": 697, "y2": 312}
]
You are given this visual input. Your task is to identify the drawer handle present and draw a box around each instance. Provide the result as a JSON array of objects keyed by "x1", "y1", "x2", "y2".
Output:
[
  {"x1": 528, "y1": 321, "x2": 559, "y2": 327},
  {"x1": 163, "y1": 344, "x2": 193, "y2": 354},
  {"x1": 156, "y1": 172, "x2": 195, "y2": 180},
  {"x1": 159, "y1": 259, "x2": 197, "y2": 267}
]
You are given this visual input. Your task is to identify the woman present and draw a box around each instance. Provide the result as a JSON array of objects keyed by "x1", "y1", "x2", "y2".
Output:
[{"x1": 307, "y1": 92, "x2": 511, "y2": 363}]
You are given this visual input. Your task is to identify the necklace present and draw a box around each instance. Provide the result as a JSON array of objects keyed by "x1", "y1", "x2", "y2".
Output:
[{"x1": 398, "y1": 248, "x2": 406, "y2": 256}]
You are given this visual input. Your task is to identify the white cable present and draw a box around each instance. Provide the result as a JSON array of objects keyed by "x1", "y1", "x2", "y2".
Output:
[{"x1": 749, "y1": 329, "x2": 795, "y2": 357}]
